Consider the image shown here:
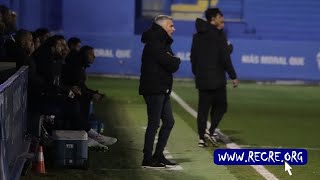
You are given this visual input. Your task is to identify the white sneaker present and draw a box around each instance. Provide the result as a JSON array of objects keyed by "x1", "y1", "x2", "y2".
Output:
[
  {"x1": 198, "y1": 139, "x2": 208, "y2": 147},
  {"x1": 206, "y1": 129, "x2": 221, "y2": 141},
  {"x1": 87, "y1": 129, "x2": 117, "y2": 146},
  {"x1": 88, "y1": 137, "x2": 108, "y2": 150},
  {"x1": 205, "y1": 129, "x2": 210, "y2": 135},
  {"x1": 204, "y1": 133, "x2": 219, "y2": 147}
]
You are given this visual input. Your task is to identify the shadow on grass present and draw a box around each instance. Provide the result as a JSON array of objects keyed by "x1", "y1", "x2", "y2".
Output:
[
  {"x1": 219, "y1": 129, "x2": 249, "y2": 145},
  {"x1": 173, "y1": 158, "x2": 192, "y2": 164}
]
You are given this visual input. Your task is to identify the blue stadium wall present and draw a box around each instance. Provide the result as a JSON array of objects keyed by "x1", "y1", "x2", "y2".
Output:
[{"x1": 2, "y1": 0, "x2": 320, "y2": 81}]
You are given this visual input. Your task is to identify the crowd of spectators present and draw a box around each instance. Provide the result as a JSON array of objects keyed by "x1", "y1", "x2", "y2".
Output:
[{"x1": 0, "y1": 4, "x2": 117, "y2": 150}]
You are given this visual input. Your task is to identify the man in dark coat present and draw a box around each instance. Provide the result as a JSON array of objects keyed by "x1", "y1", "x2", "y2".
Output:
[
  {"x1": 139, "y1": 15, "x2": 180, "y2": 168},
  {"x1": 0, "y1": 5, "x2": 17, "y2": 66},
  {"x1": 61, "y1": 45, "x2": 104, "y2": 125},
  {"x1": 61, "y1": 45, "x2": 116, "y2": 149},
  {"x1": 190, "y1": 8, "x2": 239, "y2": 147},
  {"x1": 32, "y1": 35, "x2": 67, "y2": 95},
  {"x1": 5, "y1": 29, "x2": 34, "y2": 70}
]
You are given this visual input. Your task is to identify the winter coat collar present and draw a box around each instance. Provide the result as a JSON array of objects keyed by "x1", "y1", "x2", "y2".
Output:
[
  {"x1": 141, "y1": 22, "x2": 173, "y2": 45},
  {"x1": 195, "y1": 18, "x2": 220, "y2": 33}
]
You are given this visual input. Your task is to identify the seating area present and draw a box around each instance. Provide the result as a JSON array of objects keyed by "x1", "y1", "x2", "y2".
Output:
[
  {"x1": 225, "y1": 0, "x2": 320, "y2": 41},
  {"x1": 136, "y1": 0, "x2": 320, "y2": 41}
]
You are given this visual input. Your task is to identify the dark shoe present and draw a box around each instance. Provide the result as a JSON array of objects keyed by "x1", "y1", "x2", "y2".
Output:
[
  {"x1": 142, "y1": 158, "x2": 166, "y2": 169},
  {"x1": 156, "y1": 155, "x2": 177, "y2": 167},
  {"x1": 198, "y1": 139, "x2": 208, "y2": 147}
]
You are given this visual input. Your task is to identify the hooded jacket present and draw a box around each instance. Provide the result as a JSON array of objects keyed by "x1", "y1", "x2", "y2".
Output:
[
  {"x1": 32, "y1": 45, "x2": 66, "y2": 95},
  {"x1": 61, "y1": 50, "x2": 97, "y2": 98},
  {"x1": 190, "y1": 18, "x2": 237, "y2": 90},
  {"x1": 139, "y1": 23, "x2": 180, "y2": 95}
]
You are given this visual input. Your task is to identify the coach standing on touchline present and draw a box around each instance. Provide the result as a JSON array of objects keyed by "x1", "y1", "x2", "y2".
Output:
[
  {"x1": 139, "y1": 15, "x2": 181, "y2": 168},
  {"x1": 191, "y1": 8, "x2": 239, "y2": 147}
]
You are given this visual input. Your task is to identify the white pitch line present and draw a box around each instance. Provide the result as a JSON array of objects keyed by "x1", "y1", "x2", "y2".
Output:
[
  {"x1": 166, "y1": 166, "x2": 184, "y2": 171},
  {"x1": 171, "y1": 91, "x2": 278, "y2": 180}
]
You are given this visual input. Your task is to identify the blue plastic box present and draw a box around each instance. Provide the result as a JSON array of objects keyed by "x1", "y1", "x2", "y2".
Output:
[{"x1": 52, "y1": 130, "x2": 88, "y2": 169}]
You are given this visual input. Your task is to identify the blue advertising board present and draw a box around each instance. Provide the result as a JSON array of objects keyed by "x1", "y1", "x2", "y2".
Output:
[{"x1": 73, "y1": 34, "x2": 320, "y2": 81}]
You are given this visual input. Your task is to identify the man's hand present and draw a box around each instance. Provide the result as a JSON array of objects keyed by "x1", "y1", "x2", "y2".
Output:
[
  {"x1": 93, "y1": 93, "x2": 105, "y2": 101},
  {"x1": 71, "y1": 86, "x2": 82, "y2": 95},
  {"x1": 68, "y1": 90, "x2": 75, "y2": 98},
  {"x1": 232, "y1": 79, "x2": 239, "y2": 88},
  {"x1": 167, "y1": 52, "x2": 181, "y2": 60}
]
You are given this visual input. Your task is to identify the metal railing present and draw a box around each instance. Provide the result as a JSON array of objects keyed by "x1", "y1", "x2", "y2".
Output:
[{"x1": 0, "y1": 66, "x2": 31, "y2": 180}]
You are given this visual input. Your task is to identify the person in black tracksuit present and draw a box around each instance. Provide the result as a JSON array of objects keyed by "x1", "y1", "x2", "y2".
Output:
[
  {"x1": 190, "y1": 8, "x2": 239, "y2": 147},
  {"x1": 61, "y1": 45, "x2": 103, "y2": 131},
  {"x1": 32, "y1": 35, "x2": 75, "y2": 129},
  {"x1": 139, "y1": 15, "x2": 181, "y2": 168},
  {"x1": 61, "y1": 46, "x2": 117, "y2": 148}
]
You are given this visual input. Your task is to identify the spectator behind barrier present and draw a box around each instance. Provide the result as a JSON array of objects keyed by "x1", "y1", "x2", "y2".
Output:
[
  {"x1": 0, "y1": 5, "x2": 16, "y2": 35},
  {"x1": 33, "y1": 28, "x2": 51, "y2": 45},
  {"x1": 62, "y1": 46, "x2": 104, "y2": 101},
  {"x1": 0, "y1": 5, "x2": 17, "y2": 64},
  {"x1": 31, "y1": 35, "x2": 79, "y2": 125},
  {"x1": 32, "y1": 32, "x2": 41, "y2": 50},
  {"x1": 5, "y1": 29, "x2": 34, "y2": 70},
  {"x1": 32, "y1": 35, "x2": 69, "y2": 93},
  {"x1": 61, "y1": 46, "x2": 117, "y2": 149},
  {"x1": 65, "y1": 37, "x2": 81, "y2": 64},
  {"x1": 67, "y1": 37, "x2": 81, "y2": 51}
]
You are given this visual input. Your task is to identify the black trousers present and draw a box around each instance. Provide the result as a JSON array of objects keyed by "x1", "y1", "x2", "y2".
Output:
[
  {"x1": 143, "y1": 94, "x2": 175, "y2": 160},
  {"x1": 197, "y1": 87, "x2": 227, "y2": 140},
  {"x1": 27, "y1": 93, "x2": 42, "y2": 137},
  {"x1": 66, "y1": 95, "x2": 91, "y2": 131}
]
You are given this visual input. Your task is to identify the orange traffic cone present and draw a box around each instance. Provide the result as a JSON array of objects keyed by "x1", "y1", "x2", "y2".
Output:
[{"x1": 35, "y1": 145, "x2": 46, "y2": 174}]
